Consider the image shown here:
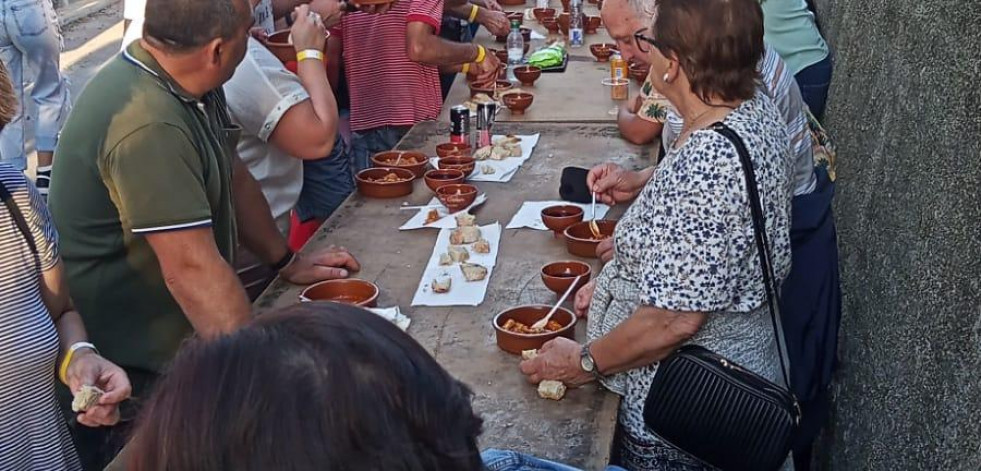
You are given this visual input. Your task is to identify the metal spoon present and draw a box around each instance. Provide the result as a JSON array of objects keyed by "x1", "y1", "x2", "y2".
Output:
[
  {"x1": 531, "y1": 275, "x2": 582, "y2": 331},
  {"x1": 589, "y1": 192, "x2": 602, "y2": 238}
]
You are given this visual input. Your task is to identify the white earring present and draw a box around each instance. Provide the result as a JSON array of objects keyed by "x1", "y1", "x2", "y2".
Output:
[{"x1": 662, "y1": 73, "x2": 670, "y2": 83}]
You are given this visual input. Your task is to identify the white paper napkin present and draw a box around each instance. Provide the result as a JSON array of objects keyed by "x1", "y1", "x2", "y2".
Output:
[
  {"x1": 505, "y1": 200, "x2": 611, "y2": 230},
  {"x1": 399, "y1": 194, "x2": 488, "y2": 230},
  {"x1": 366, "y1": 306, "x2": 411, "y2": 331},
  {"x1": 431, "y1": 134, "x2": 540, "y2": 183},
  {"x1": 411, "y1": 223, "x2": 502, "y2": 307}
]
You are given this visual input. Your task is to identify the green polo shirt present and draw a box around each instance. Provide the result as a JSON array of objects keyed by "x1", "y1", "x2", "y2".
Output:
[{"x1": 49, "y1": 43, "x2": 238, "y2": 384}]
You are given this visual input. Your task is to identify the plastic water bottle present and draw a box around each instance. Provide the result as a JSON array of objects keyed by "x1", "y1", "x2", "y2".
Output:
[
  {"x1": 568, "y1": 0, "x2": 584, "y2": 48},
  {"x1": 506, "y1": 19, "x2": 524, "y2": 82},
  {"x1": 536, "y1": 0, "x2": 548, "y2": 9}
]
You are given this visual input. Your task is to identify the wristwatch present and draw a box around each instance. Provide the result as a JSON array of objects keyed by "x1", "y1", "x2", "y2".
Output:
[{"x1": 580, "y1": 343, "x2": 604, "y2": 381}]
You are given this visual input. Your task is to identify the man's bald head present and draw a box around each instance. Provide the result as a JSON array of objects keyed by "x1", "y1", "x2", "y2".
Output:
[{"x1": 144, "y1": 0, "x2": 252, "y2": 53}]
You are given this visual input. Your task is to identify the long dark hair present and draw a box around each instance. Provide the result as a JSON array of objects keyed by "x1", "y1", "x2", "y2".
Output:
[{"x1": 127, "y1": 302, "x2": 485, "y2": 471}]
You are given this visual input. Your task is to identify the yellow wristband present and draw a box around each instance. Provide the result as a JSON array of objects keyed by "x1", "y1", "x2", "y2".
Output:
[
  {"x1": 462, "y1": 62, "x2": 471, "y2": 75},
  {"x1": 468, "y1": 4, "x2": 480, "y2": 22},
  {"x1": 296, "y1": 49, "x2": 325, "y2": 63},
  {"x1": 475, "y1": 45, "x2": 486, "y2": 64},
  {"x1": 59, "y1": 341, "x2": 98, "y2": 385}
]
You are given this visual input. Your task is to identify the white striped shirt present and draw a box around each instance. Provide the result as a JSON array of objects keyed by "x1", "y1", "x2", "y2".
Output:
[{"x1": 0, "y1": 164, "x2": 81, "y2": 471}]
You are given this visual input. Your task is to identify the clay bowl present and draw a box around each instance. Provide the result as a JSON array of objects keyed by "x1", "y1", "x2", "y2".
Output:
[
  {"x1": 355, "y1": 167, "x2": 414, "y2": 198},
  {"x1": 541, "y1": 205, "x2": 584, "y2": 235},
  {"x1": 628, "y1": 62, "x2": 649, "y2": 84},
  {"x1": 370, "y1": 150, "x2": 428, "y2": 178},
  {"x1": 502, "y1": 92, "x2": 534, "y2": 115},
  {"x1": 506, "y1": 12, "x2": 524, "y2": 26},
  {"x1": 438, "y1": 156, "x2": 476, "y2": 177},
  {"x1": 264, "y1": 29, "x2": 330, "y2": 64},
  {"x1": 513, "y1": 65, "x2": 542, "y2": 86},
  {"x1": 436, "y1": 183, "x2": 478, "y2": 212},
  {"x1": 586, "y1": 16, "x2": 602, "y2": 34},
  {"x1": 469, "y1": 80, "x2": 513, "y2": 98},
  {"x1": 541, "y1": 261, "x2": 592, "y2": 296},
  {"x1": 542, "y1": 18, "x2": 560, "y2": 35},
  {"x1": 590, "y1": 43, "x2": 616, "y2": 62},
  {"x1": 435, "y1": 142, "x2": 471, "y2": 158},
  {"x1": 564, "y1": 219, "x2": 618, "y2": 258},
  {"x1": 494, "y1": 28, "x2": 529, "y2": 43},
  {"x1": 533, "y1": 8, "x2": 556, "y2": 22},
  {"x1": 493, "y1": 305, "x2": 576, "y2": 354},
  {"x1": 557, "y1": 13, "x2": 570, "y2": 33},
  {"x1": 424, "y1": 169, "x2": 465, "y2": 192},
  {"x1": 491, "y1": 48, "x2": 509, "y2": 64},
  {"x1": 299, "y1": 279, "x2": 379, "y2": 307}
]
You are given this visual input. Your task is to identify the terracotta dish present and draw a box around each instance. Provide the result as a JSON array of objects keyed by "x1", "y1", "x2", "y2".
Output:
[
  {"x1": 628, "y1": 62, "x2": 649, "y2": 84},
  {"x1": 491, "y1": 48, "x2": 509, "y2": 64},
  {"x1": 370, "y1": 150, "x2": 428, "y2": 178},
  {"x1": 532, "y1": 8, "x2": 556, "y2": 22},
  {"x1": 438, "y1": 156, "x2": 476, "y2": 177},
  {"x1": 264, "y1": 29, "x2": 330, "y2": 64},
  {"x1": 564, "y1": 220, "x2": 617, "y2": 258},
  {"x1": 541, "y1": 205, "x2": 584, "y2": 235},
  {"x1": 557, "y1": 13, "x2": 570, "y2": 34},
  {"x1": 435, "y1": 142, "x2": 471, "y2": 158},
  {"x1": 299, "y1": 279, "x2": 379, "y2": 307},
  {"x1": 585, "y1": 16, "x2": 602, "y2": 34},
  {"x1": 436, "y1": 183, "x2": 478, "y2": 212},
  {"x1": 424, "y1": 169, "x2": 465, "y2": 192},
  {"x1": 506, "y1": 11, "x2": 524, "y2": 26},
  {"x1": 502, "y1": 92, "x2": 534, "y2": 115},
  {"x1": 541, "y1": 261, "x2": 592, "y2": 296},
  {"x1": 493, "y1": 305, "x2": 576, "y2": 354},
  {"x1": 542, "y1": 18, "x2": 560, "y2": 34},
  {"x1": 469, "y1": 80, "x2": 513, "y2": 98},
  {"x1": 355, "y1": 168, "x2": 414, "y2": 198},
  {"x1": 589, "y1": 43, "x2": 615, "y2": 62},
  {"x1": 513, "y1": 65, "x2": 542, "y2": 86}
]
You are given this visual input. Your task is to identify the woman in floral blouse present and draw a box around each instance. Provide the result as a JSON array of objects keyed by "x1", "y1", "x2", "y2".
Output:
[{"x1": 519, "y1": 0, "x2": 796, "y2": 469}]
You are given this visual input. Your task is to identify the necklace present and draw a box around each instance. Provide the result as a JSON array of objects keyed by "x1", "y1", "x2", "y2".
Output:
[{"x1": 674, "y1": 103, "x2": 737, "y2": 149}]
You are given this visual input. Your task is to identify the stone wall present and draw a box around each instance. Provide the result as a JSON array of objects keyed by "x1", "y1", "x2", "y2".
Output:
[{"x1": 811, "y1": 0, "x2": 980, "y2": 469}]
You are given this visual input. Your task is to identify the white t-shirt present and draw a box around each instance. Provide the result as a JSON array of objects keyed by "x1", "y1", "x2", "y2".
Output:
[
  {"x1": 223, "y1": 37, "x2": 308, "y2": 231},
  {"x1": 121, "y1": 0, "x2": 276, "y2": 51}
]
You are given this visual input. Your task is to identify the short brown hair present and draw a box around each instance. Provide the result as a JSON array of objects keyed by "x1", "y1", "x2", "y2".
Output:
[
  {"x1": 144, "y1": 0, "x2": 250, "y2": 52},
  {"x1": 0, "y1": 61, "x2": 17, "y2": 130},
  {"x1": 652, "y1": 0, "x2": 764, "y2": 102}
]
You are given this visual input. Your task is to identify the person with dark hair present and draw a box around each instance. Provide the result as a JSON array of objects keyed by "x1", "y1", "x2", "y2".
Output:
[
  {"x1": 124, "y1": 302, "x2": 485, "y2": 471},
  {"x1": 0, "y1": 61, "x2": 131, "y2": 471},
  {"x1": 521, "y1": 0, "x2": 796, "y2": 468},
  {"x1": 48, "y1": 0, "x2": 359, "y2": 468}
]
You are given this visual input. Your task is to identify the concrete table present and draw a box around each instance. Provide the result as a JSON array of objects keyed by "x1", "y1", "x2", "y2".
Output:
[
  {"x1": 256, "y1": 121, "x2": 658, "y2": 467},
  {"x1": 439, "y1": 4, "x2": 642, "y2": 123}
]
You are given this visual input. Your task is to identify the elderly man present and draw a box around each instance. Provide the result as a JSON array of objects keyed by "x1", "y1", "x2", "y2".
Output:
[
  {"x1": 342, "y1": 0, "x2": 500, "y2": 171},
  {"x1": 598, "y1": 1, "x2": 841, "y2": 469},
  {"x1": 49, "y1": 0, "x2": 359, "y2": 468}
]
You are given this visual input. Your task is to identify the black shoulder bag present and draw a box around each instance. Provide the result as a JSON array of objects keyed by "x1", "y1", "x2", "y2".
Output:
[
  {"x1": 641, "y1": 123, "x2": 800, "y2": 471},
  {"x1": 0, "y1": 179, "x2": 39, "y2": 257}
]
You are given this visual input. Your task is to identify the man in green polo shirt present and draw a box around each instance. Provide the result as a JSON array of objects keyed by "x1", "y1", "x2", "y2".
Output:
[{"x1": 48, "y1": 0, "x2": 358, "y2": 468}]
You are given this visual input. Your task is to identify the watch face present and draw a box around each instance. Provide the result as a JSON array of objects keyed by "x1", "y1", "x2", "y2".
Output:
[{"x1": 580, "y1": 352, "x2": 594, "y2": 372}]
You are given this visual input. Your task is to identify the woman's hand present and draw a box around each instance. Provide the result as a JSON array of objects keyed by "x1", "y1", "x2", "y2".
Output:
[
  {"x1": 66, "y1": 350, "x2": 131, "y2": 427},
  {"x1": 596, "y1": 237, "x2": 614, "y2": 263},
  {"x1": 291, "y1": 5, "x2": 328, "y2": 54},
  {"x1": 574, "y1": 279, "x2": 596, "y2": 319},
  {"x1": 586, "y1": 163, "x2": 648, "y2": 205},
  {"x1": 281, "y1": 246, "x2": 361, "y2": 284},
  {"x1": 308, "y1": 0, "x2": 344, "y2": 28},
  {"x1": 519, "y1": 337, "x2": 593, "y2": 387}
]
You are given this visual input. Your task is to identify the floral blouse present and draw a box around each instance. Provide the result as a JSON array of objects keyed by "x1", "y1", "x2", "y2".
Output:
[{"x1": 586, "y1": 92, "x2": 795, "y2": 469}]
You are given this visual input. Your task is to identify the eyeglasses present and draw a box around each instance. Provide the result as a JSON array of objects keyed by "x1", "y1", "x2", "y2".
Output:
[{"x1": 633, "y1": 29, "x2": 659, "y2": 54}]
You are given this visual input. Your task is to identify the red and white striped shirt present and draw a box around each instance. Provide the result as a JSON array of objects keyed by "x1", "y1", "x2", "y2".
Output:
[{"x1": 340, "y1": 0, "x2": 445, "y2": 132}]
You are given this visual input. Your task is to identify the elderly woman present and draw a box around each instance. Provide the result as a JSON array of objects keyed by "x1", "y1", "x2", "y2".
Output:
[
  {"x1": 519, "y1": 0, "x2": 795, "y2": 469},
  {"x1": 0, "y1": 61, "x2": 130, "y2": 469}
]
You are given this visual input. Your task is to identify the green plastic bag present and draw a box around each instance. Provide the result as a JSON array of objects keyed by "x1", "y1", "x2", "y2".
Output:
[{"x1": 527, "y1": 42, "x2": 567, "y2": 68}]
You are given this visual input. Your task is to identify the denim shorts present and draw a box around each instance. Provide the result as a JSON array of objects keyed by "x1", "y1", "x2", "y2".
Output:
[{"x1": 294, "y1": 135, "x2": 354, "y2": 222}]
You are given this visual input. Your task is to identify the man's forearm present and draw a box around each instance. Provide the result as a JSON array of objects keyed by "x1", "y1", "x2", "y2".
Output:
[
  {"x1": 618, "y1": 108, "x2": 663, "y2": 145},
  {"x1": 232, "y1": 157, "x2": 291, "y2": 265},
  {"x1": 406, "y1": 23, "x2": 480, "y2": 66},
  {"x1": 445, "y1": 2, "x2": 474, "y2": 18},
  {"x1": 164, "y1": 257, "x2": 252, "y2": 337}
]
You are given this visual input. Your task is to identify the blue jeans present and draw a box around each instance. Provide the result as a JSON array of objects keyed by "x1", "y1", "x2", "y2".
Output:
[
  {"x1": 295, "y1": 135, "x2": 354, "y2": 222},
  {"x1": 0, "y1": 0, "x2": 71, "y2": 169},
  {"x1": 481, "y1": 449, "x2": 628, "y2": 471},
  {"x1": 794, "y1": 54, "x2": 832, "y2": 120},
  {"x1": 349, "y1": 125, "x2": 411, "y2": 173}
]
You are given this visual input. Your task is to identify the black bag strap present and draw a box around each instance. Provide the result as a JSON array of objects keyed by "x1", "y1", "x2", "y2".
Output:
[
  {"x1": 712, "y1": 122, "x2": 793, "y2": 392},
  {"x1": 0, "y1": 179, "x2": 40, "y2": 258}
]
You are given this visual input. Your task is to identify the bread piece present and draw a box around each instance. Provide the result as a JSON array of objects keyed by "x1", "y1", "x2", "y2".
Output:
[
  {"x1": 431, "y1": 274, "x2": 452, "y2": 293},
  {"x1": 503, "y1": 142, "x2": 522, "y2": 157},
  {"x1": 460, "y1": 263, "x2": 488, "y2": 282},
  {"x1": 474, "y1": 145, "x2": 494, "y2": 161},
  {"x1": 455, "y1": 213, "x2": 476, "y2": 227},
  {"x1": 438, "y1": 253, "x2": 453, "y2": 266},
  {"x1": 72, "y1": 385, "x2": 105, "y2": 412},
  {"x1": 448, "y1": 245, "x2": 470, "y2": 263},
  {"x1": 481, "y1": 165, "x2": 496, "y2": 175},
  {"x1": 489, "y1": 145, "x2": 510, "y2": 161},
  {"x1": 537, "y1": 380, "x2": 567, "y2": 401},
  {"x1": 521, "y1": 349, "x2": 539, "y2": 361},
  {"x1": 473, "y1": 238, "x2": 491, "y2": 254},
  {"x1": 450, "y1": 226, "x2": 481, "y2": 245},
  {"x1": 425, "y1": 209, "x2": 441, "y2": 225}
]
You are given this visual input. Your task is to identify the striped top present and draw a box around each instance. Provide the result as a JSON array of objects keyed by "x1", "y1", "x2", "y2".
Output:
[
  {"x1": 340, "y1": 0, "x2": 444, "y2": 131},
  {"x1": 0, "y1": 164, "x2": 81, "y2": 470}
]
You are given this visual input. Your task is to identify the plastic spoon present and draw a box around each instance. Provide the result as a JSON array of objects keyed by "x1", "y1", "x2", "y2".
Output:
[{"x1": 531, "y1": 275, "x2": 581, "y2": 331}]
